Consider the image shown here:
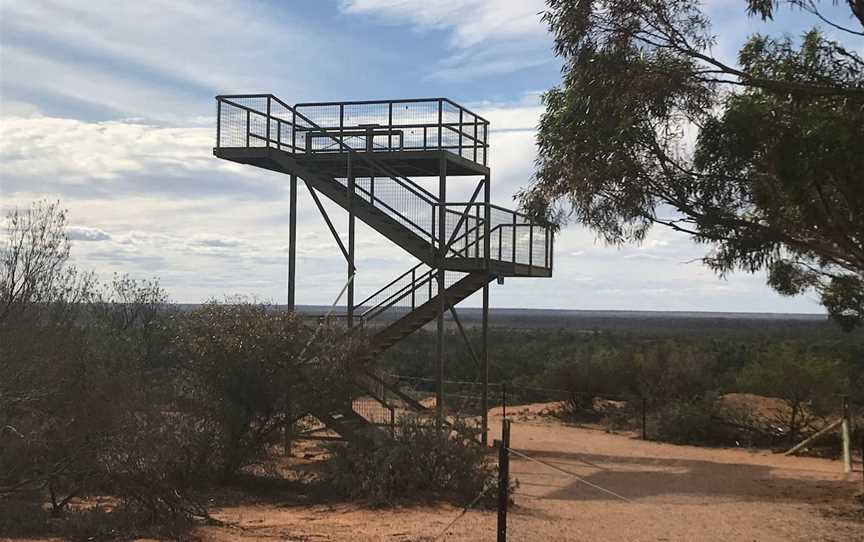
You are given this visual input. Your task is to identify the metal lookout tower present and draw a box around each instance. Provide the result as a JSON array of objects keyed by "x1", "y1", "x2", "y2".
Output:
[{"x1": 214, "y1": 95, "x2": 553, "y2": 444}]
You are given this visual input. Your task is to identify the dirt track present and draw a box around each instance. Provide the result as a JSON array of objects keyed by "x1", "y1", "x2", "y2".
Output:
[{"x1": 200, "y1": 404, "x2": 864, "y2": 541}]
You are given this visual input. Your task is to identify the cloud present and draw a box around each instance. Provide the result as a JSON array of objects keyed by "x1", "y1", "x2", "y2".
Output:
[
  {"x1": 67, "y1": 226, "x2": 111, "y2": 242},
  {"x1": 188, "y1": 234, "x2": 244, "y2": 249},
  {"x1": 0, "y1": 1, "x2": 361, "y2": 121},
  {"x1": 340, "y1": 0, "x2": 556, "y2": 80},
  {"x1": 0, "y1": 115, "x2": 282, "y2": 200},
  {"x1": 341, "y1": 0, "x2": 548, "y2": 47}
]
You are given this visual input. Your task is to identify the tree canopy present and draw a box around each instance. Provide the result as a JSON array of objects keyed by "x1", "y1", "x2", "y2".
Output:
[{"x1": 523, "y1": 0, "x2": 864, "y2": 329}]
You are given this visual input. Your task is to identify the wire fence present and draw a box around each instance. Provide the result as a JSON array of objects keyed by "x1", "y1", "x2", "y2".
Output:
[{"x1": 383, "y1": 374, "x2": 650, "y2": 437}]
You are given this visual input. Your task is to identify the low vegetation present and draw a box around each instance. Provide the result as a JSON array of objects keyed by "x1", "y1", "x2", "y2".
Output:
[
  {"x1": 0, "y1": 201, "x2": 496, "y2": 539},
  {"x1": 324, "y1": 416, "x2": 498, "y2": 507}
]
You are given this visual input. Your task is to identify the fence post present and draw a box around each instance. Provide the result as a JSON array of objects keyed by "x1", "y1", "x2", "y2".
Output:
[
  {"x1": 841, "y1": 396, "x2": 852, "y2": 474},
  {"x1": 283, "y1": 401, "x2": 293, "y2": 457},
  {"x1": 860, "y1": 429, "x2": 864, "y2": 492},
  {"x1": 502, "y1": 383, "x2": 507, "y2": 420},
  {"x1": 641, "y1": 396, "x2": 647, "y2": 440},
  {"x1": 497, "y1": 418, "x2": 511, "y2": 542}
]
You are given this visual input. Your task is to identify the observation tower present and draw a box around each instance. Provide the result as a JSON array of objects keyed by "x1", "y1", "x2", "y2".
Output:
[{"x1": 214, "y1": 95, "x2": 553, "y2": 443}]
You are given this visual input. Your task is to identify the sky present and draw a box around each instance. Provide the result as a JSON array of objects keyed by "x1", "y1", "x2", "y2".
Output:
[{"x1": 0, "y1": 0, "x2": 858, "y2": 313}]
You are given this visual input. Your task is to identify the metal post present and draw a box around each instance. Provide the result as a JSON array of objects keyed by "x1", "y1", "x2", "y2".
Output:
[
  {"x1": 458, "y1": 108, "x2": 463, "y2": 157},
  {"x1": 284, "y1": 172, "x2": 298, "y2": 458},
  {"x1": 266, "y1": 96, "x2": 271, "y2": 147},
  {"x1": 292, "y1": 110, "x2": 297, "y2": 152},
  {"x1": 544, "y1": 226, "x2": 549, "y2": 268},
  {"x1": 288, "y1": 174, "x2": 298, "y2": 311},
  {"x1": 502, "y1": 383, "x2": 507, "y2": 419},
  {"x1": 860, "y1": 430, "x2": 864, "y2": 492},
  {"x1": 347, "y1": 155, "x2": 355, "y2": 328},
  {"x1": 436, "y1": 155, "x2": 447, "y2": 432},
  {"x1": 245, "y1": 109, "x2": 250, "y2": 147},
  {"x1": 339, "y1": 104, "x2": 345, "y2": 148},
  {"x1": 216, "y1": 99, "x2": 221, "y2": 149},
  {"x1": 482, "y1": 174, "x2": 491, "y2": 446},
  {"x1": 473, "y1": 117, "x2": 478, "y2": 162},
  {"x1": 437, "y1": 99, "x2": 443, "y2": 149},
  {"x1": 482, "y1": 283, "x2": 490, "y2": 446},
  {"x1": 388, "y1": 102, "x2": 393, "y2": 150},
  {"x1": 842, "y1": 396, "x2": 852, "y2": 473},
  {"x1": 482, "y1": 123, "x2": 488, "y2": 166},
  {"x1": 283, "y1": 401, "x2": 293, "y2": 457},
  {"x1": 511, "y1": 215, "x2": 517, "y2": 263},
  {"x1": 641, "y1": 396, "x2": 647, "y2": 440},
  {"x1": 497, "y1": 418, "x2": 511, "y2": 542}
]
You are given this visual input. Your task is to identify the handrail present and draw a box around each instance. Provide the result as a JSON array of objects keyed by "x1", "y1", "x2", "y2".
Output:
[
  {"x1": 293, "y1": 96, "x2": 489, "y2": 167},
  {"x1": 294, "y1": 96, "x2": 491, "y2": 125},
  {"x1": 363, "y1": 271, "x2": 434, "y2": 322},
  {"x1": 356, "y1": 262, "x2": 425, "y2": 308}
]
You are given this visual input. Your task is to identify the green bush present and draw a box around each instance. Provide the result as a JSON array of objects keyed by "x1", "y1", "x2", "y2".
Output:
[
  {"x1": 655, "y1": 397, "x2": 734, "y2": 445},
  {"x1": 324, "y1": 416, "x2": 498, "y2": 506}
]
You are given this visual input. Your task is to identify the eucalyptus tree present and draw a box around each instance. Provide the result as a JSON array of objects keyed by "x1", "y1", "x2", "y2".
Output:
[{"x1": 524, "y1": 0, "x2": 864, "y2": 328}]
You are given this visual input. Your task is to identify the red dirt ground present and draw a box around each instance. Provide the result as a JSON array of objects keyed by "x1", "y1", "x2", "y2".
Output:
[{"x1": 194, "y1": 403, "x2": 864, "y2": 542}]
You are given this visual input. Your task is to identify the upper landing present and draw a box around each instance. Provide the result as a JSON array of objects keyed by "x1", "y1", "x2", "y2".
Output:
[{"x1": 216, "y1": 95, "x2": 490, "y2": 177}]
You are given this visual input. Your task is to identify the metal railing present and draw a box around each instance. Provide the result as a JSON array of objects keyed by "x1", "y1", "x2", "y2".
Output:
[
  {"x1": 215, "y1": 95, "x2": 553, "y2": 312},
  {"x1": 216, "y1": 96, "x2": 489, "y2": 166},
  {"x1": 217, "y1": 95, "x2": 484, "y2": 249},
  {"x1": 353, "y1": 263, "x2": 473, "y2": 327},
  {"x1": 295, "y1": 98, "x2": 489, "y2": 166}
]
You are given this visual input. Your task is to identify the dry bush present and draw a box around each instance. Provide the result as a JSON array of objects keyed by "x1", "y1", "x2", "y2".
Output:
[{"x1": 323, "y1": 415, "x2": 499, "y2": 506}]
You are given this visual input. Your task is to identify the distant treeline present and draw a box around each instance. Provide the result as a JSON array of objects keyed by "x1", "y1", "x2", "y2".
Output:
[{"x1": 377, "y1": 324, "x2": 864, "y2": 446}]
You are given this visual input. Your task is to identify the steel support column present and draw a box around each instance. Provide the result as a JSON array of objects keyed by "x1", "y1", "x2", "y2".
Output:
[
  {"x1": 285, "y1": 173, "x2": 298, "y2": 457},
  {"x1": 482, "y1": 173, "x2": 491, "y2": 445},
  {"x1": 347, "y1": 156, "x2": 355, "y2": 328},
  {"x1": 288, "y1": 174, "x2": 298, "y2": 311},
  {"x1": 436, "y1": 155, "x2": 447, "y2": 432}
]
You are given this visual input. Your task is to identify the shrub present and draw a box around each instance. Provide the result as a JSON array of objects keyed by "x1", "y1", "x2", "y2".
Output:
[
  {"x1": 173, "y1": 300, "x2": 360, "y2": 480},
  {"x1": 323, "y1": 416, "x2": 498, "y2": 506},
  {"x1": 655, "y1": 397, "x2": 735, "y2": 445},
  {"x1": 736, "y1": 342, "x2": 845, "y2": 442}
]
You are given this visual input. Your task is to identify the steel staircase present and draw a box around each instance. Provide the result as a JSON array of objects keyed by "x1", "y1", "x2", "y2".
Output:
[{"x1": 214, "y1": 94, "x2": 553, "y2": 443}]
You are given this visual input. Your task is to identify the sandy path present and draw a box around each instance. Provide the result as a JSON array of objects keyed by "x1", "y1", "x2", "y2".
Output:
[{"x1": 200, "y1": 405, "x2": 863, "y2": 541}]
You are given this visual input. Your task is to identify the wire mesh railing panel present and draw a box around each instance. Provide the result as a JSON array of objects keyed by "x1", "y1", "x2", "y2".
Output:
[
  {"x1": 294, "y1": 98, "x2": 489, "y2": 165},
  {"x1": 337, "y1": 176, "x2": 436, "y2": 241},
  {"x1": 351, "y1": 396, "x2": 394, "y2": 426},
  {"x1": 443, "y1": 203, "x2": 485, "y2": 259}
]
